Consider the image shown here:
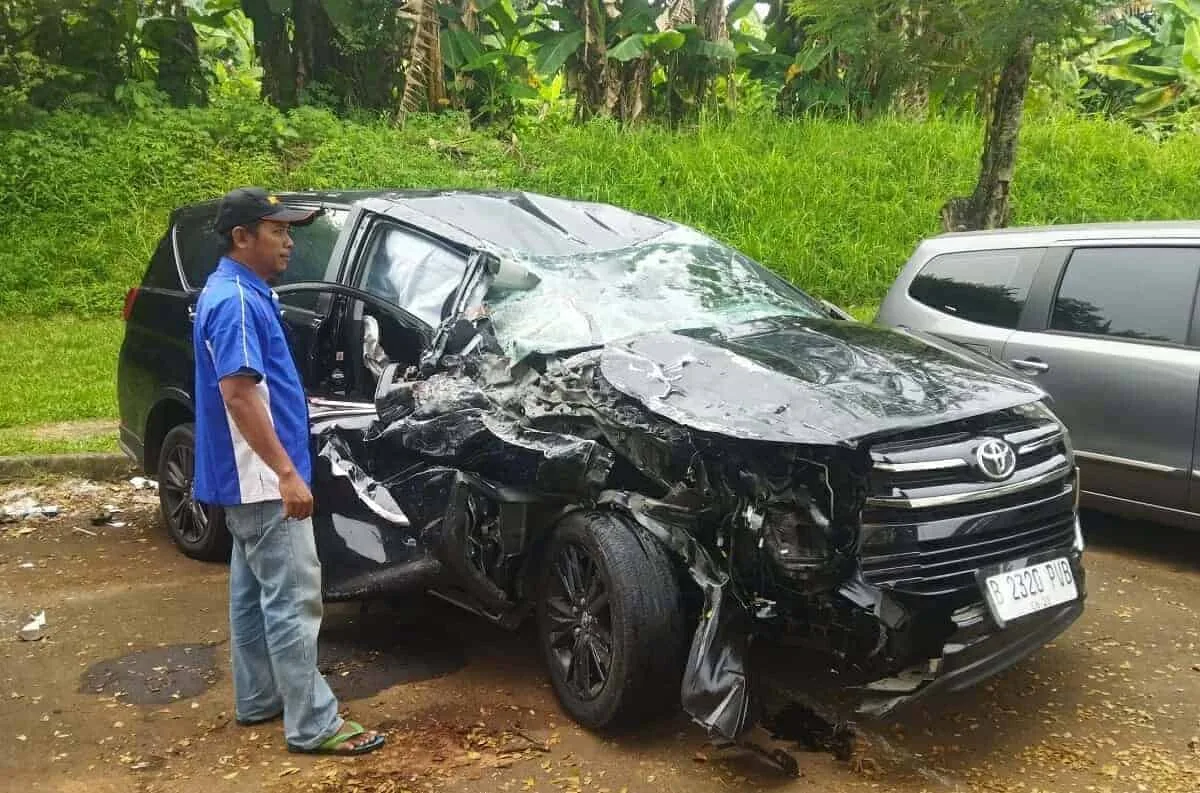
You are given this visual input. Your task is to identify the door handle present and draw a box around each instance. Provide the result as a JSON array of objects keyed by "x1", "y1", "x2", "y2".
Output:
[
  {"x1": 1010, "y1": 358, "x2": 1049, "y2": 374},
  {"x1": 187, "y1": 304, "x2": 197, "y2": 323}
]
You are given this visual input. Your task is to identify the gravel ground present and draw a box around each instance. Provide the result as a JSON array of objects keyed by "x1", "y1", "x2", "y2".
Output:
[{"x1": 1, "y1": 476, "x2": 1198, "y2": 793}]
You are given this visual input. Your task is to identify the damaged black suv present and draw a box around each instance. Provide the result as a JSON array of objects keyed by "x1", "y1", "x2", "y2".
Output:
[{"x1": 118, "y1": 190, "x2": 1087, "y2": 740}]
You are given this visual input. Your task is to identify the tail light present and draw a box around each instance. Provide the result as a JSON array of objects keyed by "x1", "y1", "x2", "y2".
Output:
[{"x1": 122, "y1": 287, "x2": 140, "y2": 321}]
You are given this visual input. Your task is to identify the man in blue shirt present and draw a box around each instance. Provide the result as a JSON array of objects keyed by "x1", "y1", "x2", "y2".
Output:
[{"x1": 193, "y1": 186, "x2": 384, "y2": 756}]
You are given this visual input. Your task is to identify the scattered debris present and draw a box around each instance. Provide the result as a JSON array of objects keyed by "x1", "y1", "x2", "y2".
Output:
[
  {"x1": 1, "y1": 497, "x2": 60, "y2": 522},
  {"x1": 129, "y1": 477, "x2": 158, "y2": 491},
  {"x1": 18, "y1": 611, "x2": 46, "y2": 641},
  {"x1": 18, "y1": 562, "x2": 34, "y2": 569},
  {"x1": 91, "y1": 509, "x2": 128, "y2": 528},
  {"x1": 73, "y1": 527, "x2": 98, "y2": 537}
]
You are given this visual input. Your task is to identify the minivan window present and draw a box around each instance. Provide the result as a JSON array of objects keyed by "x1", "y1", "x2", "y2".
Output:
[
  {"x1": 908, "y1": 248, "x2": 1043, "y2": 329},
  {"x1": 176, "y1": 206, "x2": 347, "y2": 298},
  {"x1": 176, "y1": 205, "x2": 222, "y2": 288},
  {"x1": 361, "y1": 225, "x2": 468, "y2": 327},
  {"x1": 1051, "y1": 247, "x2": 1200, "y2": 345}
]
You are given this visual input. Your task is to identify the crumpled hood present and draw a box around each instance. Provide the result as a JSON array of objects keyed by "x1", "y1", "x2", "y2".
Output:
[{"x1": 598, "y1": 316, "x2": 1046, "y2": 445}]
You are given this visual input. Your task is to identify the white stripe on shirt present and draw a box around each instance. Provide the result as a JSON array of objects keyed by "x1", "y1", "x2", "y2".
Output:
[
  {"x1": 235, "y1": 276, "x2": 251, "y2": 369},
  {"x1": 223, "y1": 379, "x2": 281, "y2": 503}
]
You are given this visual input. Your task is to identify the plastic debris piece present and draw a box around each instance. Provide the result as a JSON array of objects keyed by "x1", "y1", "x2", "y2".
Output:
[
  {"x1": 18, "y1": 611, "x2": 46, "y2": 641},
  {"x1": 18, "y1": 562, "x2": 35, "y2": 569},
  {"x1": 129, "y1": 477, "x2": 158, "y2": 491},
  {"x1": 2, "y1": 499, "x2": 60, "y2": 521},
  {"x1": 74, "y1": 527, "x2": 98, "y2": 537}
]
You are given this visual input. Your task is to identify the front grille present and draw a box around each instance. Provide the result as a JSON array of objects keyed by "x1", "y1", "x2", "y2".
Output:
[
  {"x1": 860, "y1": 514, "x2": 1076, "y2": 596},
  {"x1": 859, "y1": 406, "x2": 1077, "y2": 598}
]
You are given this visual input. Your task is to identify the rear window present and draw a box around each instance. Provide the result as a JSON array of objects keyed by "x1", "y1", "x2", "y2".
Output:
[
  {"x1": 141, "y1": 231, "x2": 182, "y2": 289},
  {"x1": 174, "y1": 205, "x2": 348, "y2": 293},
  {"x1": 175, "y1": 204, "x2": 222, "y2": 288},
  {"x1": 908, "y1": 248, "x2": 1044, "y2": 329},
  {"x1": 1051, "y1": 247, "x2": 1200, "y2": 345}
]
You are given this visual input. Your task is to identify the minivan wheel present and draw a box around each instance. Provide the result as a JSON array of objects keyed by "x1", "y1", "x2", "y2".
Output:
[
  {"x1": 536, "y1": 511, "x2": 687, "y2": 731},
  {"x1": 158, "y1": 423, "x2": 230, "y2": 561}
]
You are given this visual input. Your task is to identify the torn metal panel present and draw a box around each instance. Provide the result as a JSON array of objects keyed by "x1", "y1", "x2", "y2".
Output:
[{"x1": 597, "y1": 491, "x2": 756, "y2": 740}]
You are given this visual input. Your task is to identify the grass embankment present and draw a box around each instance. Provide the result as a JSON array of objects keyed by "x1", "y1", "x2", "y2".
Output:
[
  {"x1": 2, "y1": 103, "x2": 1199, "y2": 453},
  {"x1": 0, "y1": 317, "x2": 122, "y2": 455}
]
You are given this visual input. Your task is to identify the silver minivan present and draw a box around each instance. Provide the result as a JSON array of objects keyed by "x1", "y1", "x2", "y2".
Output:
[{"x1": 876, "y1": 222, "x2": 1200, "y2": 531}]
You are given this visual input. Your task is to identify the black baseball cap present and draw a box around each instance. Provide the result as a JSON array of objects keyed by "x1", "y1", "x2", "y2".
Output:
[{"x1": 214, "y1": 186, "x2": 320, "y2": 234}]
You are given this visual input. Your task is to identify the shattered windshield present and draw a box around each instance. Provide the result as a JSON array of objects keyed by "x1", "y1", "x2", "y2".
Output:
[{"x1": 482, "y1": 227, "x2": 826, "y2": 360}]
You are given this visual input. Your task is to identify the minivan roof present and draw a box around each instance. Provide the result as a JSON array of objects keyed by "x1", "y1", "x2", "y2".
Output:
[
  {"x1": 920, "y1": 220, "x2": 1200, "y2": 254},
  {"x1": 186, "y1": 188, "x2": 675, "y2": 257}
]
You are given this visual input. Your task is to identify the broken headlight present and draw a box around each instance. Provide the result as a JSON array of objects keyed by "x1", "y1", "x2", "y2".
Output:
[{"x1": 755, "y1": 501, "x2": 838, "y2": 581}]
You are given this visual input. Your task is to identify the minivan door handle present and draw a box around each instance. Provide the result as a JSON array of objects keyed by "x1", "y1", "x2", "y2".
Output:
[
  {"x1": 187, "y1": 304, "x2": 197, "y2": 323},
  {"x1": 1010, "y1": 357, "x2": 1049, "y2": 374}
]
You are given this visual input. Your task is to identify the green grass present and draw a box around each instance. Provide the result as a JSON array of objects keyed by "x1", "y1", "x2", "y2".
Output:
[
  {"x1": 0, "y1": 317, "x2": 123, "y2": 430},
  {"x1": 4, "y1": 102, "x2": 1200, "y2": 319},
  {"x1": 0, "y1": 426, "x2": 118, "y2": 456}
]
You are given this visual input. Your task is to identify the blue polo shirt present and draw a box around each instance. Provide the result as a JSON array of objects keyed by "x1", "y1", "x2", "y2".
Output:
[{"x1": 192, "y1": 257, "x2": 311, "y2": 506}]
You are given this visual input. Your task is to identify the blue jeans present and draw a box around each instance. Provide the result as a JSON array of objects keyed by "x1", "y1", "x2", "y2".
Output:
[{"x1": 224, "y1": 500, "x2": 342, "y2": 750}]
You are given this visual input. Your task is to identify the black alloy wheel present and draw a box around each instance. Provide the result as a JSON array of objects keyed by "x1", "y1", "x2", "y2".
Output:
[
  {"x1": 158, "y1": 423, "x2": 231, "y2": 561},
  {"x1": 536, "y1": 511, "x2": 687, "y2": 731},
  {"x1": 544, "y1": 541, "x2": 614, "y2": 702}
]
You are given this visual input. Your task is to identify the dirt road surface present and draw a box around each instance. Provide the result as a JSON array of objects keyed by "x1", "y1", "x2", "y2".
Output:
[{"x1": 2, "y1": 476, "x2": 1198, "y2": 793}]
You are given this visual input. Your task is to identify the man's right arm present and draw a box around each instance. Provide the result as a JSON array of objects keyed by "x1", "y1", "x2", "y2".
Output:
[{"x1": 218, "y1": 375, "x2": 313, "y2": 519}]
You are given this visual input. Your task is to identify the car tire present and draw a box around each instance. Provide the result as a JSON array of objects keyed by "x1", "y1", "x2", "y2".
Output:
[
  {"x1": 158, "y1": 423, "x2": 231, "y2": 562},
  {"x1": 536, "y1": 510, "x2": 687, "y2": 731}
]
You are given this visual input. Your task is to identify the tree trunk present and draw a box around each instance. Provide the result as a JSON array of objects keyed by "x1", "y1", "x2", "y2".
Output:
[
  {"x1": 155, "y1": 1, "x2": 206, "y2": 107},
  {"x1": 396, "y1": 0, "x2": 445, "y2": 122},
  {"x1": 941, "y1": 34, "x2": 1034, "y2": 232},
  {"x1": 241, "y1": 0, "x2": 296, "y2": 109},
  {"x1": 567, "y1": 0, "x2": 648, "y2": 122}
]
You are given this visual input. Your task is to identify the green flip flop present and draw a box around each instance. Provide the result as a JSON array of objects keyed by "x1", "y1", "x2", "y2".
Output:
[{"x1": 288, "y1": 720, "x2": 386, "y2": 755}]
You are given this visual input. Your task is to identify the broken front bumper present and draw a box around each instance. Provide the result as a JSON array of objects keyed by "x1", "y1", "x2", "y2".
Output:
[{"x1": 851, "y1": 539, "x2": 1087, "y2": 718}]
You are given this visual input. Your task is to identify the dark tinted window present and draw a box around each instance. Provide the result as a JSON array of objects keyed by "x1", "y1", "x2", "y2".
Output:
[
  {"x1": 275, "y1": 209, "x2": 349, "y2": 311},
  {"x1": 176, "y1": 204, "x2": 222, "y2": 288},
  {"x1": 1051, "y1": 247, "x2": 1200, "y2": 345},
  {"x1": 141, "y1": 230, "x2": 182, "y2": 289},
  {"x1": 909, "y1": 248, "x2": 1043, "y2": 329},
  {"x1": 175, "y1": 205, "x2": 347, "y2": 302}
]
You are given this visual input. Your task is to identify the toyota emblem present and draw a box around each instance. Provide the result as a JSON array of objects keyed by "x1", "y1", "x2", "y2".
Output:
[{"x1": 975, "y1": 439, "x2": 1017, "y2": 481}]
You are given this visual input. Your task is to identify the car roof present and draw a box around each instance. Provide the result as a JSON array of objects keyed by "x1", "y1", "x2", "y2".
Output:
[
  {"x1": 919, "y1": 220, "x2": 1200, "y2": 254},
  {"x1": 185, "y1": 188, "x2": 678, "y2": 257}
]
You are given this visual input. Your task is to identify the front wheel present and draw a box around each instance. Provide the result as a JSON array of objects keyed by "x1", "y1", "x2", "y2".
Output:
[
  {"x1": 536, "y1": 511, "x2": 687, "y2": 731},
  {"x1": 158, "y1": 423, "x2": 230, "y2": 562}
]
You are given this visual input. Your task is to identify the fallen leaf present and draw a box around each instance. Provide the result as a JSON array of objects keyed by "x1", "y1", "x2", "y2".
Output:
[{"x1": 1100, "y1": 764, "x2": 1119, "y2": 778}]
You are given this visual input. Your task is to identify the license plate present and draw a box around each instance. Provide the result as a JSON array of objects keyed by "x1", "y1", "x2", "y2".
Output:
[{"x1": 983, "y1": 557, "x2": 1078, "y2": 623}]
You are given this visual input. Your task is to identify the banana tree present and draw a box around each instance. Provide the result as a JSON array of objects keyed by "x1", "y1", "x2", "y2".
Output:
[
  {"x1": 1079, "y1": 0, "x2": 1200, "y2": 116},
  {"x1": 436, "y1": 0, "x2": 543, "y2": 123}
]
